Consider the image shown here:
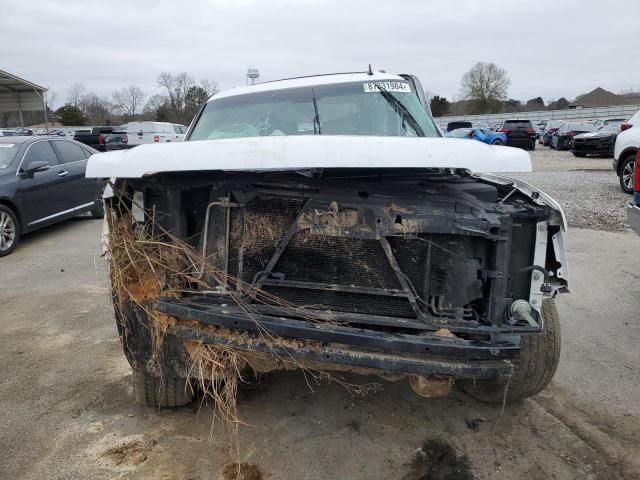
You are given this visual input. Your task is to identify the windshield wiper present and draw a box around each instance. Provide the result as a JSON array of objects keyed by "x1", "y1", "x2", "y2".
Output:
[
  {"x1": 312, "y1": 89, "x2": 322, "y2": 135},
  {"x1": 376, "y1": 85, "x2": 425, "y2": 137}
]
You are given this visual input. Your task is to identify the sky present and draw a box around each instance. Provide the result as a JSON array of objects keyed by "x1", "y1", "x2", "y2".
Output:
[{"x1": 2, "y1": 0, "x2": 639, "y2": 109}]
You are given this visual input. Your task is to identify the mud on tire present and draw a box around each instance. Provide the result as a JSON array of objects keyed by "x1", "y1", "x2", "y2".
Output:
[
  {"x1": 460, "y1": 298, "x2": 561, "y2": 404},
  {"x1": 132, "y1": 370, "x2": 194, "y2": 408}
]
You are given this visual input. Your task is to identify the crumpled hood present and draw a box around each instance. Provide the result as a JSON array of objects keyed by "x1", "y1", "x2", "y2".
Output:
[{"x1": 85, "y1": 135, "x2": 532, "y2": 178}]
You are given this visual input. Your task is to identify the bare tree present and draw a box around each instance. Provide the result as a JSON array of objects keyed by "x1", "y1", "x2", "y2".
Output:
[
  {"x1": 200, "y1": 79, "x2": 219, "y2": 97},
  {"x1": 79, "y1": 93, "x2": 115, "y2": 125},
  {"x1": 142, "y1": 94, "x2": 169, "y2": 120},
  {"x1": 66, "y1": 83, "x2": 86, "y2": 107},
  {"x1": 157, "y1": 72, "x2": 197, "y2": 123},
  {"x1": 46, "y1": 91, "x2": 58, "y2": 111},
  {"x1": 112, "y1": 85, "x2": 146, "y2": 119},
  {"x1": 460, "y1": 62, "x2": 510, "y2": 113}
]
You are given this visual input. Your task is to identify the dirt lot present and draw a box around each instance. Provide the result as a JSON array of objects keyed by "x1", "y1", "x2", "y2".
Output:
[{"x1": 1, "y1": 146, "x2": 639, "y2": 480}]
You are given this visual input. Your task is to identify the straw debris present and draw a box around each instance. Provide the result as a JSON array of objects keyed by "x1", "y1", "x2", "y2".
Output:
[{"x1": 103, "y1": 187, "x2": 379, "y2": 447}]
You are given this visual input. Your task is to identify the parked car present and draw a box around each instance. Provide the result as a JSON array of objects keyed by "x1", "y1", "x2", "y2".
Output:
[
  {"x1": 571, "y1": 124, "x2": 620, "y2": 157},
  {"x1": 447, "y1": 127, "x2": 507, "y2": 145},
  {"x1": 497, "y1": 119, "x2": 537, "y2": 150},
  {"x1": 593, "y1": 117, "x2": 626, "y2": 129},
  {"x1": 613, "y1": 110, "x2": 640, "y2": 193},
  {"x1": 0, "y1": 137, "x2": 104, "y2": 256},
  {"x1": 627, "y1": 151, "x2": 640, "y2": 234},
  {"x1": 104, "y1": 131, "x2": 133, "y2": 151},
  {"x1": 541, "y1": 120, "x2": 564, "y2": 145},
  {"x1": 126, "y1": 122, "x2": 187, "y2": 146},
  {"x1": 445, "y1": 121, "x2": 472, "y2": 132},
  {"x1": 88, "y1": 72, "x2": 568, "y2": 408},
  {"x1": 73, "y1": 126, "x2": 122, "y2": 152},
  {"x1": 0, "y1": 130, "x2": 20, "y2": 137},
  {"x1": 551, "y1": 123, "x2": 595, "y2": 150}
]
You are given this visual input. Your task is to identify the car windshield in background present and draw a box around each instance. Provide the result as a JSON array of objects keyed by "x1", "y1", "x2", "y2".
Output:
[
  {"x1": 448, "y1": 128, "x2": 472, "y2": 138},
  {"x1": 503, "y1": 120, "x2": 532, "y2": 128},
  {"x1": 598, "y1": 124, "x2": 620, "y2": 132},
  {"x1": 547, "y1": 120, "x2": 564, "y2": 129},
  {"x1": 0, "y1": 144, "x2": 19, "y2": 169},
  {"x1": 189, "y1": 81, "x2": 440, "y2": 140},
  {"x1": 565, "y1": 123, "x2": 594, "y2": 132}
]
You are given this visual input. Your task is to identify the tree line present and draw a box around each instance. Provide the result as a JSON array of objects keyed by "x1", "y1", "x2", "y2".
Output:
[
  {"x1": 54, "y1": 72, "x2": 219, "y2": 126},
  {"x1": 430, "y1": 62, "x2": 575, "y2": 117}
]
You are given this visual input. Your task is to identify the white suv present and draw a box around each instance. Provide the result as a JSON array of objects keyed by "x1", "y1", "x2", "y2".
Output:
[
  {"x1": 613, "y1": 109, "x2": 640, "y2": 193},
  {"x1": 126, "y1": 121, "x2": 187, "y2": 146}
]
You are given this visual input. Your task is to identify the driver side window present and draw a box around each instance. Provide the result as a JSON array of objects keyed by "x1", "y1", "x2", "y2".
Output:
[{"x1": 22, "y1": 141, "x2": 59, "y2": 170}]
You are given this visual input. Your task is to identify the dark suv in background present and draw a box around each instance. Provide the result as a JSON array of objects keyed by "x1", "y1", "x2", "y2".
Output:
[{"x1": 498, "y1": 120, "x2": 537, "y2": 150}]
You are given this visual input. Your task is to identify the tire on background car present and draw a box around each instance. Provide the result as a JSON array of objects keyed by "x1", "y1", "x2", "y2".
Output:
[
  {"x1": 0, "y1": 204, "x2": 20, "y2": 257},
  {"x1": 460, "y1": 298, "x2": 560, "y2": 404},
  {"x1": 619, "y1": 154, "x2": 636, "y2": 194},
  {"x1": 90, "y1": 184, "x2": 105, "y2": 218},
  {"x1": 530, "y1": 141, "x2": 536, "y2": 151},
  {"x1": 492, "y1": 139, "x2": 503, "y2": 146},
  {"x1": 132, "y1": 370, "x2": 194, "y2": 408},
  {"x1": 572, "y1": 152, "x2": 586, "y2": 158}
]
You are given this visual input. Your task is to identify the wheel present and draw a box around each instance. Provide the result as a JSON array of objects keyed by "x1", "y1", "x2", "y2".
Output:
[
  {"x1": 530, "y1": 141, "x2": 536, "y2": 151},
  {"x1": 619, "y1": 154, "x2": 636, "y2": 194},
  {"x1": 572, "y1": 152, "x2": 586, "y2": 158},
  {"x1": 0, "y1": 205, "x2": 20, "y2": 257},
  {"x1": 492, "y1": 139, "x2": 503, "y2": 146},
  {"x1": 132, "y1": 370, "x2": 194, "y2": 408},
  {"x1": 90, "y1": 186, "x2": 105, "y2": 218},
  {"x1": 460, "y1": 298, "x2": 561, "y2": 404}
]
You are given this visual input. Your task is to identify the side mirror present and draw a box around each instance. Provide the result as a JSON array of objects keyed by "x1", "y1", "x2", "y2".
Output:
[{"x1": 24, "y1": 161, "x2": 50, "y2": 174}]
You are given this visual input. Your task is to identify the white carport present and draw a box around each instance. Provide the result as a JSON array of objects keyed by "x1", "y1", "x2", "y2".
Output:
[{"x1": 0, "y1": 69, "x2": 48, "y2": 130}]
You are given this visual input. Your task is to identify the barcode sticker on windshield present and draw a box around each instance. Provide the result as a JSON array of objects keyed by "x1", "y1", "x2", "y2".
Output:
[{"x1": 363, "y1": 82, "x2": 411, "y2": 93}]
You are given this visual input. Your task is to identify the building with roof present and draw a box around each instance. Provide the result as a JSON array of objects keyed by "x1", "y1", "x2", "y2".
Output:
[{"x1": 0, "y1": 69, "x2": 48, "y2": 129}]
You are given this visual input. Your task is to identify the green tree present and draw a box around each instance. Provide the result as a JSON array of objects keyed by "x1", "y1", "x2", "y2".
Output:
[
  {"x1": 430, "y1": 95, "x2": 450, "y2": 117},
  {"x1": 155, "y1": 103, "x2": 172, "y2": 122},
  {"x1": 184, "y1": 85, "x2": 209, "y2": 120},
  {"x1": 547, "y1": 97, "x2": 570, "y2": 110},
  {"x1": 56, "y1": 104, "x2": 87, "y2": 126},
  {"x1": 502, "y1": 99, "x2": 523, "y2": 113},
  {"x1": 525, "y1": 97, "x2": 545, "y2": 111}
]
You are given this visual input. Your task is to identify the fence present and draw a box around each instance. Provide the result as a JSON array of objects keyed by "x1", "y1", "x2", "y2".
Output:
[{"x1": 435, "y1": 104, "x2": 640, "y2": 127}]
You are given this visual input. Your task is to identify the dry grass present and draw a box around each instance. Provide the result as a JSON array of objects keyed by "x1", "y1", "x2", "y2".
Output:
[{"x1": 103, "y1": 187, "x2": 379, "y2": 454}]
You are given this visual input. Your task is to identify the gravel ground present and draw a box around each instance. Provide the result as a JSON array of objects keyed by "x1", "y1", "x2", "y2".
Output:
[
  {"x1": 1, "y1": 221, "x2": 639, "y2": 479},
  {"x1": 1, "y1": 148, "x2": 639, "y2": 479},
  {"x1": 510, "y1": 145, "x2": 630, "y2": 231}
]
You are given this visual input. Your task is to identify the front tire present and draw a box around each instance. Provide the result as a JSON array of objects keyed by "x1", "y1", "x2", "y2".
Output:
[
  {"x1": 619, "y1": 154, "x2": 636, "y2": 194},
  {"x1": 460, "y1": 299, "x2": 561, "y2": 404},
  {"x1": 492, "y1": 139, "x2": 503, "y2": 146},
  {"x1": 573, "y1": 152, "x2": 586, "y2": 157},
  {"x1": 132, "y1": 370, "x2": 194, "y2": 408},
  {"x1": 0, "y1": 205, "x2": 20, "y2": 257}
]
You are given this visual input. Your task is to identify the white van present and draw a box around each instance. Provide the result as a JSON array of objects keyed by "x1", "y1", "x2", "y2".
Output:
[{"x1": 126, "y1": 122, "x2": 188, "y2": 146}]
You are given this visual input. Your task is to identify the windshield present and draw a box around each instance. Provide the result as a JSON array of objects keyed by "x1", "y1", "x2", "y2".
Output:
[
  {"x1": 189, "y1": 81, "x2": 440, "y2": 140},
  {"x1": 448, "y1": 128, "x2": 473, "y2": 138},
  {"x1": 0, "y1": 143, "x2": 19, "y2": 169}
]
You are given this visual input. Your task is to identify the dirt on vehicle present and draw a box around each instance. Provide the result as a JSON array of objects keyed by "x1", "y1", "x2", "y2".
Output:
[{"x1": 1, "y1": 148, "x2": 639, "y2": 480}]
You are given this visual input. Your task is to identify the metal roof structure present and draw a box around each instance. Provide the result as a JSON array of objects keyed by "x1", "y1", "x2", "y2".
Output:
[{"x1": 0, "y1": 69, "x2": 48, "y2": 128}]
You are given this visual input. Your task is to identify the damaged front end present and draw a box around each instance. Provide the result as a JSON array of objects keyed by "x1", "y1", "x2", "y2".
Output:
[{"x1": 107, "y1": 167, "x2": 568, "y2": 386}]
